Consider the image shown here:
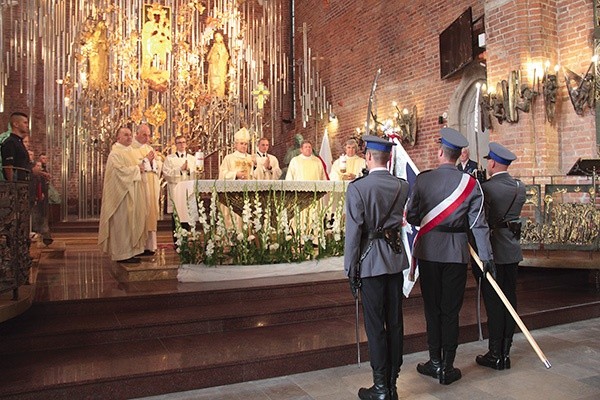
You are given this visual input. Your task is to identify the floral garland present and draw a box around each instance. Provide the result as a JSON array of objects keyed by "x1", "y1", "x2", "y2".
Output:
[{"x1": 173, "y1": 183, "x2": 346, "y2": 265}]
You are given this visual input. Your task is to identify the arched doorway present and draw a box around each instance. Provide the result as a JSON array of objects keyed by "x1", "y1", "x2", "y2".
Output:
[{"x1": 447, "y1": 63, "x2": 489, "y2": 166}]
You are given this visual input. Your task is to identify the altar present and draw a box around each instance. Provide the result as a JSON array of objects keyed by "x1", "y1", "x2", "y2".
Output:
[
  {"x1": 172, "y1": 179, "x2": 348, "y2": 223},
  {"x1": 170, "y1": 179, "x2": 349, "y2": 267}
]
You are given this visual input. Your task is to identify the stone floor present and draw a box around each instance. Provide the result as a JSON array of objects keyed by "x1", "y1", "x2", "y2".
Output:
[
  {"x1": 136, "y1": 317, "x2": 600, "y2": 400},
  {"x1": 2, "y1": 229, "x2": 598, "y2": 399}
]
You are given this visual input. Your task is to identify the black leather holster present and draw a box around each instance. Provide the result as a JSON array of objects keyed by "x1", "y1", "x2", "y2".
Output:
[{"x1": 367, "y1": 229, "x2": 403, "y2": 254}]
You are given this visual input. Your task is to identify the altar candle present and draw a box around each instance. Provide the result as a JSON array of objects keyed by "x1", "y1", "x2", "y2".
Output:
[{"x1": 195, "y1": 150, "x2": 204, "y2": 171}]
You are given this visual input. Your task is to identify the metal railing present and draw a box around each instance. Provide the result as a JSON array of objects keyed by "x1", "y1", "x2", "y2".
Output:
[{"x1": 0, "y1": 177, "x2": 32, "y2": 300}]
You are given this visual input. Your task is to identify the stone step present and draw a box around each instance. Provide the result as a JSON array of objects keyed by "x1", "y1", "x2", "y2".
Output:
[{"x1": 0, "y1": 286, "x2": 598, "y2": 400}]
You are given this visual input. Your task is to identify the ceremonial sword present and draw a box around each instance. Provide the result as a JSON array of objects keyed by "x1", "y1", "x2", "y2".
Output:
[{"x1": 354, "y1": 68, "x2": 383, "y2": 367}]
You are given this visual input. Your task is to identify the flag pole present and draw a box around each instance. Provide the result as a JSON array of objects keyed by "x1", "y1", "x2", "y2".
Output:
[{"x1": 469, "y1": 245, "x2": 551, "y2": 369}]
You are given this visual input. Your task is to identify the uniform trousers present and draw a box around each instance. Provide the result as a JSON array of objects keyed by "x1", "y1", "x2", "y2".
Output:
[
  {"x1": 361, "y1": 272, "x2": 404, "y2": 372},
  {"x1": 418, "y1": 260, "x2": 467, "y2": 353},
  {"x1": 481, "y1": 262, "x2": 518, "y2": 339}
]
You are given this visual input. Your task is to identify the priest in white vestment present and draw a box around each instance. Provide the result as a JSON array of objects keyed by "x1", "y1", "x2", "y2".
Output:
[
  {"x1": 252, "y1": 137, "x2": 282, "y2": 180},
  {"x1": 131, "y1": 123, "x2": 162, "y2": 256},
  {"x1": 329, "y1": 139, "x2": 366, "y2": 181},
  {"x1": 285, "y1": 140, "x2": 327, "y2": 181},
  {"x1": 98, "y1": 127, "x2": 147, "y2": 263},
  {"x1": 219, "y1": 127, "x2": 254, "y2": 180}
]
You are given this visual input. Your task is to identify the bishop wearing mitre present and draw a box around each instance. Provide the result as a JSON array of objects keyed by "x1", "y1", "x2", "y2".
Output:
[{"x1": 219, "y1": 127, "x2": 254, "y2": 180}]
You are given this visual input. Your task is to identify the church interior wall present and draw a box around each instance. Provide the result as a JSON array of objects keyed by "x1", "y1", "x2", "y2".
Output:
[
  {"x1": 295, "y1": 0, "x2": 596, "y2": 176},
  {"x1": 0, "y1": 0, "x2": 597, "y2": 218}
]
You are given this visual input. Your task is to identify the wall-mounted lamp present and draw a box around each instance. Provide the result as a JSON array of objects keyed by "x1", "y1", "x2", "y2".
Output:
[
  {"x1": 481, "y1": 83, "x2": 506, "y2": 124},
  {"x1": 390, "y1": 102, "x2": 417, "y2": 146},
  {"x1": 564, "y1": 56, "x2": 597, "y2": 116},
  {"x1": 515, "y1": 83, "x2": 537, "y2": 113},
  {"x1": 328, "y1": 111, "x2": 337, "y2": 122}
]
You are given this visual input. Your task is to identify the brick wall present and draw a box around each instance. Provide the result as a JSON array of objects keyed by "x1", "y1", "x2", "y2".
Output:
[
  {"x1": 1, "y1": 0, "x2": 596, "y2": 217},
  {"x1": 295, "y1": 0, "x2": 595, "y2": 174}
]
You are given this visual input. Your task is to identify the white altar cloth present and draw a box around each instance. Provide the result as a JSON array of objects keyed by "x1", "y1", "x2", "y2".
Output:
[
  {"x1": 178, "y1": 256, "x2": 344, "y2": 282},
  {"x1": 172, "y1": 179, "x2": 348, "y2": 223}
]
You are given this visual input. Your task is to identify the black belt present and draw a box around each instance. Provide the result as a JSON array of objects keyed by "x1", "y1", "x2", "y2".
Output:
[
  {"x1": 431, "y1": 225, "x2": 466, "y2": 233},
  {"x1": 490, "y1": 221, "x2": 518, "y2": 229},
  {"x1": 367, "y1": 231, "x2": 385, "y2": 239}
]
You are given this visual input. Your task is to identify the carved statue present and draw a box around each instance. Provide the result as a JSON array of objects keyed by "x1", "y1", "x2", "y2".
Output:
[
  {"x1": 516, "y1": 85, "x2": 536, "y2": 113},
  {"x1": 565, "y1": 66, "x2": 596, "y2": 116},
  {"x1": 283, "y1": 134, "x2": 304, "y2": 166},
  {"x1": 141, "y1": 4, "x2": 172, "y2": 91},
  {"x1": 492, "y1": 82, "x2": 506, "y2": 124},
  {"x1": 207, "y1": 32, "x2": 230, "y2": 97},
  {"x1": 396, "y1": 105, "x2": 417, "y2": 146},
  {"x1": 141, "y1": 4, "x2": 172, "y2": 70},
  {"x1": 87, "y1": 20, "x2": 108, "y2": 90},
  {"x1": 543, "y1": 74, "x2": 558, "y2": 122}
]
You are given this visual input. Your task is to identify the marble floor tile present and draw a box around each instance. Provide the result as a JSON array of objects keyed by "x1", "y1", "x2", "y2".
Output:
[{"x1": 135, "y1": 318, "x2": 600, "y2": 400}]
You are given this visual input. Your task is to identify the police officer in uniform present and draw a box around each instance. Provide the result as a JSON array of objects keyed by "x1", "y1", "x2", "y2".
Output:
[
  {"x1": 345, "y1": 135, "x2": 410, "y2": 400},
  {"x1": 476, "y1": 142, "x2": 526, "y2": 370},
  {"x1": 406, "y1": 128, "x2": 494, "y2": 385}
]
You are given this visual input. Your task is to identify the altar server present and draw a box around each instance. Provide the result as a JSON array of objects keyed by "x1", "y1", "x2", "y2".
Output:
[
  {"x1": 162, "y1": 135, "x2": 196, "y2": 213},
  {"x1": 219, "y1": 127, "x2": 254, "y2": 180},
  {"x1": 252, "y1": 137, "x2": 282, "y2": 180}
]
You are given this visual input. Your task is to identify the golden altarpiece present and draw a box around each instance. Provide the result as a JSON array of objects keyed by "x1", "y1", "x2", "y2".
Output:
[{"x1": 0, "y1": 0, "x2": 294, "y2": 219}]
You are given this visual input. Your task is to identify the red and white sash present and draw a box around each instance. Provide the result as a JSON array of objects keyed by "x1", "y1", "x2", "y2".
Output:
[{"x1": 408, "y1": 173, "x2": 476, "y2": 280}]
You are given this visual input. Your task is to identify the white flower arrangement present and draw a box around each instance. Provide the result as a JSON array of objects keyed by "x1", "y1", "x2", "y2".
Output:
[{"x1": 173, "y1": 182, "x2": 347, "y2": 265}]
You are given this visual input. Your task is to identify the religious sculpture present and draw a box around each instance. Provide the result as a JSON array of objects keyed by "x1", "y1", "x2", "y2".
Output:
[
  {"x1": 87, "y1": 20, "x2": 108, "y2": 90},
  {"x1": 565, "y1": 66, "x2": 595, "y2": 116},
  {"x1": 141, "y1": 3, "x2": 172, "y2": 92},
  {"x1": 515, "y1": 85, "x2": 536, "y2": 113},
  {"x1": 543, "y1": 73, "x2": 558, "y2": 123},
  {"x1": 252, "y1": 81, "x2": 270, "y2": 110},
  {"x1": 207, "y1": 32, "x2": 230, "y2": 97}
]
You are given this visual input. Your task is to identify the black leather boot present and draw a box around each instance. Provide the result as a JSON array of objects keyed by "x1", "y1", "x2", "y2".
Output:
[
  {"x1": 358, "y1": 371, "x2": 389, "y2": 400},
  {"x1": 388, "y1": 367, "x2": 400, "y2": 400},
  {"x1": 476, "y1": 338, "x2": 504, "y2": 370},
  {"x1": 502, "y1": 338, "x2": 512, "y2": 369},
  {"x1": 416, "y1": 349, "x2": 442, "y2": 380},
  {"x1": 439, "y1": 350, "x2": 462, "y2": 385}
]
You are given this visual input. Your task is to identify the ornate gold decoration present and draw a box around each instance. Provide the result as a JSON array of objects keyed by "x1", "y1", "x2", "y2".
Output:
[
  {"x1": 252, "y1": 81, "x2": 270, "y2": 110},
  {"x1": 141, "y1": 3, "x2": 173, "y2": 92},
  {"x1": 2, "y1": 0, "x2": 290, "y2": 219},
  {"x1": 145, "y1": 103, "x2": 168, "y2": 127}
]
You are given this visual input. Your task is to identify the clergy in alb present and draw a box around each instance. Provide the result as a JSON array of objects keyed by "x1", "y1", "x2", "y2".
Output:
[
  {"x1": 253, "y1": 137, "x2": 282, "y2": 180},
  {"x1": 285, "y1": 140, "x2": 327, "y2": 181},
  {"x1": 162, "y1": 135, "x2": 197, "y2": 214},
  {"x1": 131, "y1": 123, "x2": 162, "y2": 255},
  {"x1": 219, "y1": 128, "x2": 254, "y2": 180},
  {"x1": 98, "y1": 127, "x2": 147, "y2": 263},
  {"x1": 329, "y1": 139, "x2": 366, "y2": 181}
]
